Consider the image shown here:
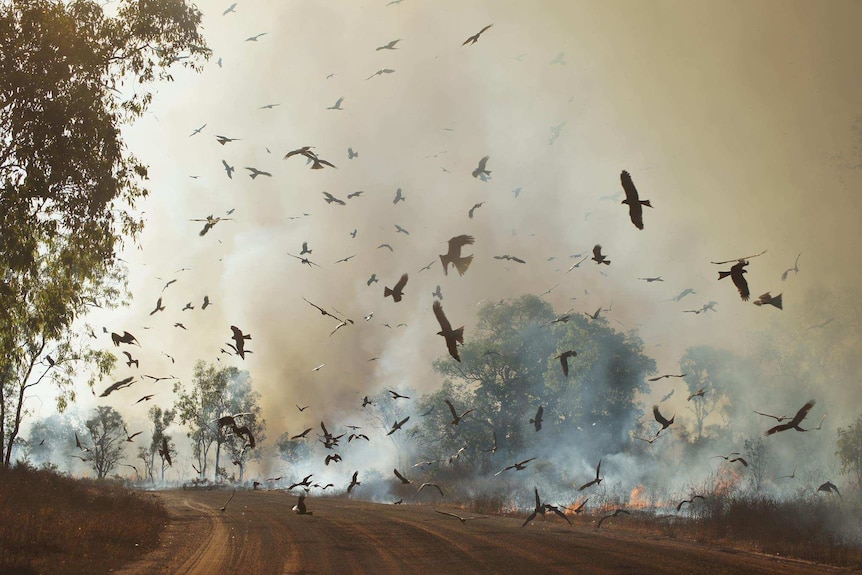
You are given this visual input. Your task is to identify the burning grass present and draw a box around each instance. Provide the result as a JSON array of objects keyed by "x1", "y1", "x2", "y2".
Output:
[{"x1": 0, "y1": 462, "x2": 168, "y2": 575}]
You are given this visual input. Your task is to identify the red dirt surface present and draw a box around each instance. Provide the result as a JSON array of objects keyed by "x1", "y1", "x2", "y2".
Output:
[{"x1": 115, "y1": 489, "x2": 861, "y2": 575}]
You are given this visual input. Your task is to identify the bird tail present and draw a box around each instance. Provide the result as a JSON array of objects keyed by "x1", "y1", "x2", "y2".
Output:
[
  {"x1": 454, "y1": 255, "x2": 473, "y2": 276},
  {"x1": 640, "y1": 200, "x2": 652, "y2": 208},
  {"x1": 718, "y1": 271, "x2": 731, "y2": 280},
  {"x1": 602, "y1": 260, "x2": 610, "y2": 265},
  {"x1": 453, "y1": 327, "x2": 465, "y2": 344},
  {"x1": 384, "y1": 287, "x2": 393, "y2": 298},
  {"x1": 771, "y1": 293, "x2": 783, "y2": 309}
]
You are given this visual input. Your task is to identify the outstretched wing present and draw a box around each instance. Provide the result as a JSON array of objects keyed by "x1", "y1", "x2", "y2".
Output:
[
  {"x1": 621, "y1": 171, "x2": 644, "y2": 229},
  {"x1": 394, "y1": 273, "x2": 408, "y2": 291},
  {"x1": 444, "y1": 399, "x2": 458, "y2": 420},
  {"x1": 789, "y1": 399, "x2": 815, "y2": 427},
  {"x1": 653, "y1": 405, "x2": 671, "y2": 426},
  {"x1": 593, "y1": 244, "x2": 603, "y2": 259},
  {"x1": 433, "y1": 300, "x2": 452, "y2": 332}
]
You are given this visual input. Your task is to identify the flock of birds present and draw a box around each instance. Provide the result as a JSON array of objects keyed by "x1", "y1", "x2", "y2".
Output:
[{"x1": 67, "y1": 1, "x2": 835, "y2": 533}]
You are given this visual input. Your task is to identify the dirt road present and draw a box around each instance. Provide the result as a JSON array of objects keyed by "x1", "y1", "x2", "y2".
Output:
[{"x1": 116, "y1": 489, "x2": 859, "y2": 575}]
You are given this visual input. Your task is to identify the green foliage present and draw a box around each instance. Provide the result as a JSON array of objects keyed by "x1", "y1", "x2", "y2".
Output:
[
  {"x1": 0, "y1": 0, "x2": 206, "y2": 467},
  {"x1": 85, "y1": 405, "x2": 126, "y2": 479},
  {"x1": 836, "y1": 415, "x2": 862, "y2": 496},
  {"x1": 141, "y1": 405, "x2": 174, "y2": 481},
  {"x1": 421, "y1": 295, "x2": 655, "y2": 468}
]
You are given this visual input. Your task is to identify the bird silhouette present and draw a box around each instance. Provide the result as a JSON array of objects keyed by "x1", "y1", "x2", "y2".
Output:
[
  {"x1": 202, "y1": 295, "x2": 212, "y2": 310},
  {"x1": 384, "y1": 273, "x2": 408, "y2": 302},
  {"x1": 348, "y1": 147, "x2": 358, "y2": 159},
  {"x1": 221, "y1": 159, "x2": 234, "y2": 179},
  {"x1": 781, "y1": 252, "x2": 802, "y2": 281},
  {"x1": 327, "y1": 97, "x2": 344, "y2": 110},
  {"x1": 468, "y1": 202, "x2": 485, "y2": 218},
  {"x1": 653, "y1": 405, "x2": 675, "y2": 436},
  {"x1": 367, "y1": 274, "x2": 378, "y2": 286},
  {"x1": 591, "y1": 244, "x2": 610, "y2": 265},
  {"x1": 495, "y1": 457, "x2": 536, "y2": 476},
  {"x1": 245, "y1": 32, "x2": 267, "y2": 42},
  {"x1": 620, "y1": 170, "x2": 652, "y2": 230},
  {"x1": 718, "y1": 260, "x2": 750, "y2": 301},
  {"x1": 149, "y1": 297, "x2": 165, "y2": 315},
  {"x1": 244, "y1": 167, "x2": 271, "y2": 179},
  {"x1": 494, "y1": 254, "x2": 526, "y2": 264},
  {"x1": 229, "y1": 325, "x2": 251, "y2": 359},
  {"x1": 676, "y1": 495, "x2": 705, "y2": 511},
  {"x1": 435, "y1": 510, "x2": 482, "y2": 523},
  {"x1": 765, "y1": 399, "x2": 816, "y2": 436},
  {"x1": 366, "y1": 68, "x2": 395, "y2": 80},
  {"x1": 440, "y1": 235, "x2": 475, "y2": 276},
  {"x1": 393, "y1": 188, "x2": 405, "y2": 203},
  {"x1": 578, "y1": 459, "x2": 603, "y2": 491},
  {"x1": 648, "y1": 374, "x2": 686, "y2": 382},
  {"x1": 596, "y1": 509, "x2": 630, "y2": 530},
  {"x1": 433, "y1": 301, "x2": 464, "y2": 362},
  {"x1": 347, "y1": 471, "x2": 361, "y2": 493},
  {"x1": 291, "y1": 428, "x2": 312, "y2": 439},
  {"x1": 530, "y1": 406, "x2": 544, "y2": 431},
  {"x1": 817, "y1": 481, "x2": 841, "y2": 496},
  {"x1": 522, "y1": 487, "x2": 544, "y2": 528},
  {"x1": 394, "y1": 224, "x2": 409, "y2": 235},
  {"x1": 417, "y1": 483, "x2": 444, "y2": 497},
  {"x1": 472, "y1": 156, "x2": 491, "y2": 179},
  {"x1": 444, "y1": 399, "x2": 474, "y2": 424},
  {"x1": 463, "y1": 24, "x2": 493, "y2": 45},
  {"x1": 753, "y1": 292, "x2": 783, "y2": 310},
  {"x1": 386, "y1": 416, "x2": 410, "y2": 435},
  {"x1": 376, "y1": 39, "x2": 401, "y2": 50},
  {"x1": 215, "y1": 135, "x2": 241, "y2": 145},
  {"x1": 189, "y1": 123, "x2": 207, "y2": 136},
  {"x1": 122, "y1": 351, "x2": 139, "y2": 368},
  {"x1": 100, "y1": 376, "x2": 136, "y2": 397},
  {"x1": 555, "y1": 350, "x2": 577, "y2": 377},
  {"x1": 393, "y1": 468, "x2": 412, "y2": 484}
]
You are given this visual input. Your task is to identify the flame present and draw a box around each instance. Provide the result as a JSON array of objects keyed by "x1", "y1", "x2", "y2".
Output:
[{"x1": 628, "y1": 484, "x2": 651, "y2": 509}]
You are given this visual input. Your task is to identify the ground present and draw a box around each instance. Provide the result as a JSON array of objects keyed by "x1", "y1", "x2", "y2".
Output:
[{"x1": 115, "y1": 489, "x2": 861, "y2": 575}]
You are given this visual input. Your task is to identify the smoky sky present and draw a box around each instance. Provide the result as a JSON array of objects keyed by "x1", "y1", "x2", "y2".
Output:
[{"x1": 28, "y1": 0, "x2": 862, "y2": 487}]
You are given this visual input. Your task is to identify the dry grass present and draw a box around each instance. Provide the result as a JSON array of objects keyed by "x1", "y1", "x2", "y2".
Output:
[{"x1": 0, "y1": 462, "x2": 168, "y2": 575}]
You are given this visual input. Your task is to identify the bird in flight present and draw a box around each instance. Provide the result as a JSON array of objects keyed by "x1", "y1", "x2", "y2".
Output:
[
  {"x1": 648, "y1": 373, "x2": 686, "y2": 382},
  {"x1": 122, "y1": 351, "x2": 139, "y2": 368},
  {"x1": 435, "y1": 510, "x2": 482, "y2": 523},
  {"x1": 384, "y1": 273, "x2": 408, "y2": 302},
  {"x1": 386, "y1": 416, "x2": 410, "y2": 436},
  {"x1": 228, "y1": 325, "x2": 251, "y2": 359},
  {"x1": 376, "y1": 39, "x2": 401, "y2": 50},
  {"x1": 347, "y1": 471, "x2": 361, "y2": 493},
  {"x1": 620, "y1": 170, "x2": 652, "y2": 230},
  {"x1": 393, "y1": 468, "x2": 412, "y2": 484},
  {"x1": 555, "y1": 350, "x2": 577, "y2": 377},
  {"x1": 494, "y1": 254, "x2": 526, "y2": 264},
  {"x1": 432, "y1": 285, "x2": 443, "y2": 300},
  {"x1": 578, "y1": 459, "x2": 603, "y2": 491},
  {"x1": 394, "y1": 224, "x2": 409, "y2": 235},
  {"x1": 687, "y1": 388, "x2": 706, "y2": 401},
  {"x1": 245, "y1": 32, "x2": 267, "y2": 42},
  {"x1": 817, "y1": 481, "x2": 841, "y2": 496},
  {"x1": 348, "y1": 147, "x2": 358, "y2": 159},
  {"x1": 189, "y1": 123, "x2": 206, "y2": 137},
  {"x1": 191, "y1": 214, "x2": 232, "y2": 236},
  {"x1": 221, "y1": 159, "x2": 235, "y2": 179},
  {"x1": 393, "y1": 188, "x2": 405, "y2": 203},
  {"x1": 284, "y1": 147, "x2": 336, "y2": 170},
  {"x1": 322, "y1": 191, "x2": 346, "y2": 205},
  {"x1": 100, "y1": 376, "x2": 136, "y2": 397},
  {"x1": 417, "y1": 483, "x2": 444, "y2": 497},
  {"x1": 472, "y1": 156, "x2": 491, "y2": 179},
  {"x1": 596, "y1": 509, "x2": 631, "y2": 530},
  {"x1": 753, "y1": 292, "x2": 783, "y2": 310},
  {"x1": 366, "y1": 68, "x2": 395, "y2": 80},
  {"x1": 653, "y1": 405, "x2": 675, "y2": 436},
  {"x1": 149, "y1": 297, "x2": 165, "y2": 316},
  {"x1": 765, "y1": 399, "x2": 816, "y2": 436},
  {"x1": 367, "y1": 274, "x2": 378, "y2": 286},
  {"x1": 591, "y1": 245, "x2": 610, "y2": 265},
  {"x1": 433, "y1": 301, "x2": 464, "y2": 362},
  {"x1": 530, "y1": 405, "x2": 543, "y2": 431},
  {"x1": 215, "y1": 135, "x2": 241, "y2": 145},
  {"x1": 327, "y1": 97, "x2": 344, "y2": 110},
  {"x1": 638, "y1": 276, "x2": 663, "y2": 282},
  {"x1": 670, "y1": 288, "x2": 696, "y2": 302},
  {"x1": 781, "y1": 252, "x2": 802, "y2": 281},
  {"x1": 718, "y1": 260, "x2": 750, "y2": 301},
  {"x1": 440, "y1": 235, "x2": 475, "y2": 276},
  {"x1": 522, "y1": 487, "x2": 544, "y2": 528},
  {"x1": 387, "y1": 389, "x2": 410, "y2": 400},
  {"x1": 245, "y1": 167, "x2": 272, "y2": 179},
  {"x1": 463, "y1": 23, "x2": 493, "y2": 45},
  {"x1": 495, "y1": 457, "x2": 536, "y2": 476},
  {"x1": 222, "y1": 2, "x2": 237, "y2": 15},
  {"x1": 287, "y1": 253, "x2": 321, "y2": 268},
  {"x1": 444, "y1": 399, "x2": 474, "y2": 425},
  {"x1": 676, "y1": 495, "x2": 705, "y2": 511},
  {"x1": 258, "y1": 103, "x2": 279, "y2": 109},
  {"x1": 468, "y1": 202, "x2": 485, "y2": 218}
]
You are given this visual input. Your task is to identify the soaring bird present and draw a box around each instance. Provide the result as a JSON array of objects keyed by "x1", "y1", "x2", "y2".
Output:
[
  {"x1": 394, "y1": 224, "x2": 409, "y2": 235},
  {"x1": 620, "y1": 170, "x2": 652, "y2": 230},
  {"x1": 384, "y1": 273, "x2": 408, "y2": 302},
  {"x1": 221, "y1": 159, "x2": 235, "y2": 179},
  {"x1": 670, "y1": 288, "x2": 696, "y2": 302},
  {"x1": 100, "y1": 376, "x2": 136, "y2": 397},
  {"x1": 495, "y1": 457, "x2": 536, "y2": 476},
  {"x1": 292, "y1": 493, "x2": 313, "y2": 515},
  {"x1": 596, "y1": 509, "x2": 630, "y2": 530},
  {"x1": 753, "y1": 292, "x2": 783, "y2": 310},
  {"x1": 676, "y1": 495, "x2": 705, "y2": 511},
  {"x1": 781, "y1": 252, "x2": 802, "y2": 281},
  {"x1": 327, "y1": 97, "x2": 344, "y2": 110},
  {"x1": 366, "y1": 68, "x2": 396, "y2": 80},
  {"x1": 687, "y1": 388, "x2": 706, "y2": 401},
  {"x1": 555, "y1": 350, "x2": 577, "y2": 377},
  {"x1": 291, "y1": 428, "x2": 312, "y2": 440},
  {"x1": 367, "y1": 274, "x2": 378, "y2": 286},
  {"x1": 229, "y1": 325, "x2": 251, "y2": 359},
  {"x1": 393, "y1": 468, "x2": 412, "y2": 484},
  {"x1": 472, "y1": 156, "x2": 491, "y2": 179},
  {"x1": 376, "y1": 39, "x2": 401, "y2": 50},
  {"x1": 468, "y1": 202, "x2": 485, "y2": 218},
  {"x1": 433, "y1": 301, "x2": 464, "y2": 362},
  {"x1": 522, "y1": 487, "x2": 544, "y2": 528},
  {"x1": 648, "y1": 373, "x2": 686, "y2": 382},
  {"x1": 494, "y1": 254, "x2": 526, "y2": 264},
  {"x1": 122, "y1": 351, "x2": 139, "y2": 368},
  {"x1": 149, "y1": 297, "x2": 165, "y2": 315},
  {"x1": 718, "y1": 260, "x2": 750, "y2": 301},
  {"x1": 578, "y1": 460, "x2": 602, "y2": 491},
  {"x1": 189, "y1": 123, "x2": 207, "y2": 137},
  {"x1": 347, "y1": 471, "x2": 361, "y2": 493},
  {"x1": 215, "y1": 135, "x2": 241, "y2": 145},
  {"x1": 386, "y1": 416, "x2": 410, "y2": 435},
  {"x1": 393, "y1": 188, "x2": 405, "y2": 204},
  {"x1": 530, "y1": 406, "x2": 544, "y2": 431},
  {"x1": 287, "y1": 253, "x2": 321, "y2": 268},
  {"x1": 348, "y1": 147, "x2": 358, "y2": 159},
  {"x1": 817, "y1": 481, "x2": 841, "y2": 496},
  {"x1": 417, "y1": 483, "x2": 445, "y2": 497},
  {"x1": 432, "y1": 285, "x2": 443, "y2": 299},
  {"x1": 245, "y1": 32, "x2": 267, "y2": 42},
  {"x1": 591, "y1": 244, "x2": 610, "y2": 265},
  {"x1": 653, "y1": 405, "x2": 675, "y2": 436},
  {"x1": 322, "y1": 191, "x2": 346, "y2": 205},
  {"x1": 444, "y1": 399, "x2": 474, "y2": 425},
  {"x1": 638, "y1": 276, "x2": 663, "y2": 282},
  {"x1": 440, "y1": 235, "x2": 475, "y2": 276},
  {"x1": 222, "y1": 2, "x2": 237, "y2": 15},
  {"x1": 202, "y1": 296, "x2": 212, "y2": 310},
  {"x1": 245, "y1": 167, "x2": 272, "y2": 179},
  {"x1": 463, "y1": 24, "x2": 493, "y2": 45},
  {"x1": 435, "y1": 510, "x2": 483, "y2": 523},
  {"x1": 765, "y1": 399, "x2": 816, "y2": 436},
  {"x1": 388, "y1": 389, "x2": 410, "y2": 400},
  {"x1": 191, "y1": 214, "x2": 233, "y2": 236}
]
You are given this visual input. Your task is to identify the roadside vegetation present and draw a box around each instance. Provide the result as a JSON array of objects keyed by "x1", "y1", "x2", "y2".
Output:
[{"x1": 0, "y1": 462, "x2": 167, "y2": 575}]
